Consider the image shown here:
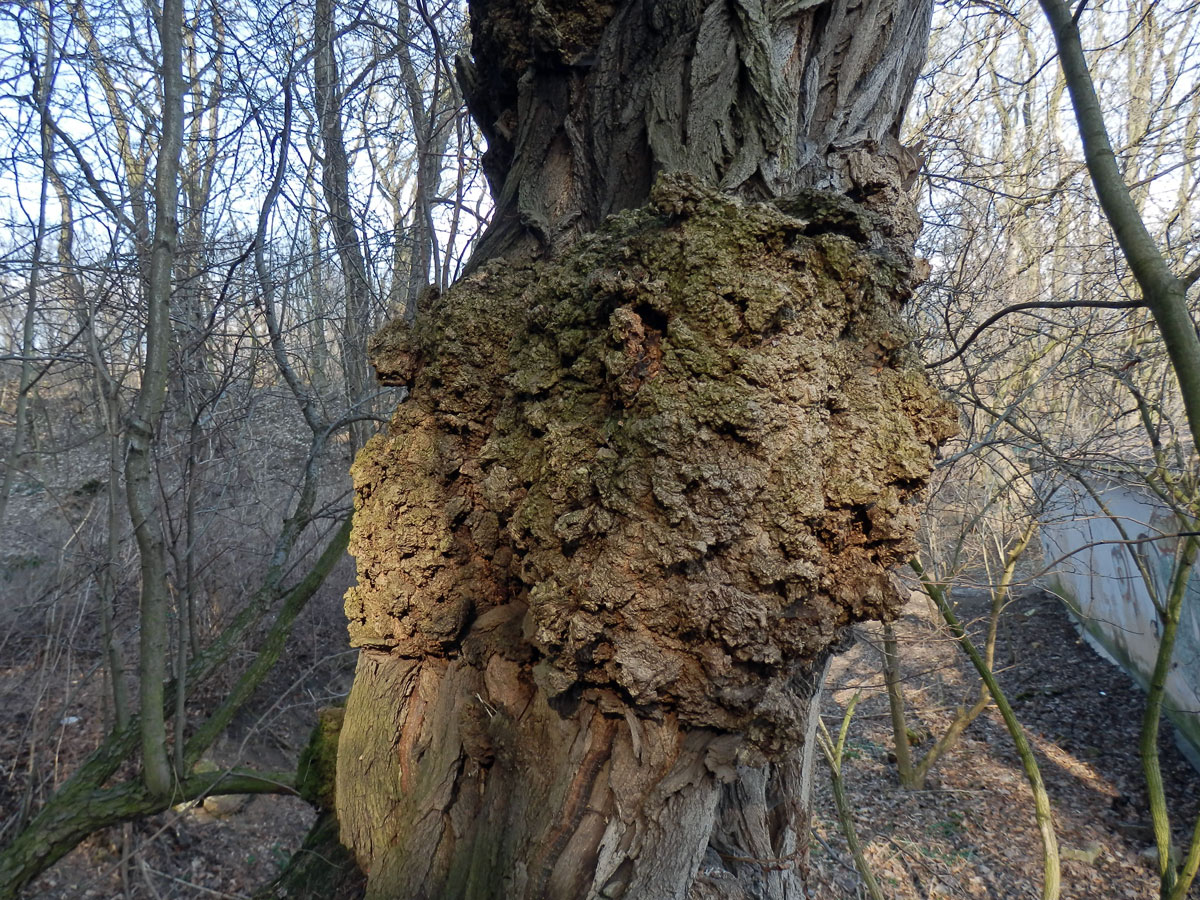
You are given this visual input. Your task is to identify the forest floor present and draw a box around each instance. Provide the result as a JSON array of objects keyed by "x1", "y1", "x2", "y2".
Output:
[
  {"x1": 4, "y1": 580, "x2": 1199, "y2": 898},
  {"x1": 0, "y1": 560, "x2": 357, "y2": 900},
  {"x1": 809, "y1": 584, "x2": 1200, "y2": 900}
]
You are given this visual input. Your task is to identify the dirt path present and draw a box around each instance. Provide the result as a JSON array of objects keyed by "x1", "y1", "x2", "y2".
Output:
[{"x1": 811, "y1": 586, "x2": 1200, "y2": 899}]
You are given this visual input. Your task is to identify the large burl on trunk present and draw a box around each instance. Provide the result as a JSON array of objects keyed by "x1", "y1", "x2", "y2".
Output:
[{"x1": 335, "y1": 2, "x2": 955, "y2": 898}]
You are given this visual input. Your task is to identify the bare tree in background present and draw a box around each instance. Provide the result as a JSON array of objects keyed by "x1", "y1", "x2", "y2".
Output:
[
  {"x1": 0, "y1": 0, "x2": 481, "y2": 895},
  {"x1": 894, "y1": 2, "x2": 1200, "y2": 898}
]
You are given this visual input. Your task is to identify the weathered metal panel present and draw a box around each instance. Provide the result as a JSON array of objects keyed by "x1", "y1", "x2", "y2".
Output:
[{"x1": 1040, "y1": 479, "x2": 1200, "y2": 770}]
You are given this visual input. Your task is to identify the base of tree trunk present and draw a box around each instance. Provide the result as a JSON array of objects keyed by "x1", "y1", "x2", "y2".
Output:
[
  {"x1": 253, "y1": 708, "x2": 366, "y2": 900},
  {"x1": 337, "y1": 649, "x2": 823, "y2": 899}
]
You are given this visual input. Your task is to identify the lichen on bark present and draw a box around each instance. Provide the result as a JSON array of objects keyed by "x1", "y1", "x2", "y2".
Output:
[{"x1": 348, "y1": 174, "x2": 956, "y2": 758}]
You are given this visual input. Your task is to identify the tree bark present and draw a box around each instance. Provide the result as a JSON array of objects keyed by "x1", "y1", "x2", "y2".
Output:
[
  {"x1": 337, "y1": 3, "x2": 953, "y2": 898},
  {"x1": 460, "y1": 0, "x2": 933, "y2": 259}
]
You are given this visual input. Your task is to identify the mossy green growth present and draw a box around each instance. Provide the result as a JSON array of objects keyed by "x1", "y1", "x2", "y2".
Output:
[{"x1": 296, "y1": 706, "x2": 345, "y2": 811}]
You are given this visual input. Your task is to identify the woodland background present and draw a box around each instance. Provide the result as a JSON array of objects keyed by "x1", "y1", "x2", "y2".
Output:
[{"x1": 0, "y1": 0, "x2": 1198, "y2": 897}]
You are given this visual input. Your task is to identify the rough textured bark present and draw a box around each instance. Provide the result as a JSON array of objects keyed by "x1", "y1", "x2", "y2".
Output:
[
  {"x1": 460, "y1": 0, "x2": 932, "y2": 258},
  {"x1": 337, "y1": 2, "x2": 951, "y2": 898}
]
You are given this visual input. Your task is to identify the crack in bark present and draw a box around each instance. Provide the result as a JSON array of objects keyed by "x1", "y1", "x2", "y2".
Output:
[{"x1": 533, "y1": 715, "x2": 619, "y2": 898}]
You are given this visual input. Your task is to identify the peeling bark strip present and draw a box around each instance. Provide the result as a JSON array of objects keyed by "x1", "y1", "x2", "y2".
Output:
[{"x1": 341, "y1": 178, "x2": 956, "y2": 898}]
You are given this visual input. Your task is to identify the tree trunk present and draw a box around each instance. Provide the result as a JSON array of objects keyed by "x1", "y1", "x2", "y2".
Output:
[
  {"x1": 125, "y1": 0, "x2": 185, "y2": 798},
  {"x1": 315, "y1": 0, "x2": 375, "y2": 452},
  {"x1": 337, "y1": 3, "x2": 954, "y2": 898}
]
